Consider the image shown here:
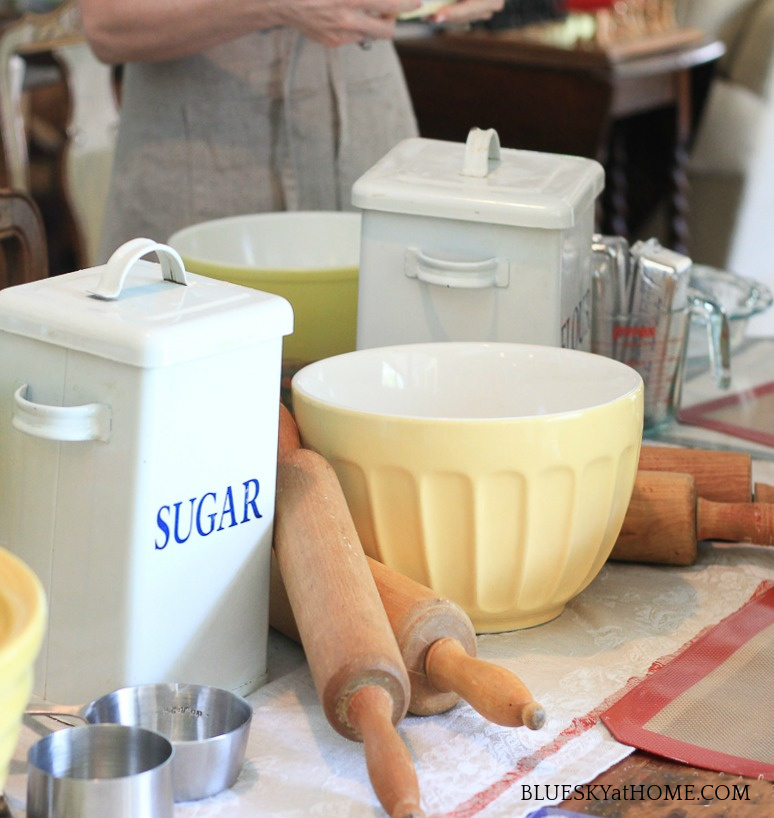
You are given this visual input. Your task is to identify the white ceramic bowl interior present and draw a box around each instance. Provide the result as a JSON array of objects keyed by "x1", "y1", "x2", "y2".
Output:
[
  {"x1": 296, "y1": 342, "x2": 641, "y2": 417},
  {"x1": 168, "y1": 211, "x2": 360, "y2": 272}
]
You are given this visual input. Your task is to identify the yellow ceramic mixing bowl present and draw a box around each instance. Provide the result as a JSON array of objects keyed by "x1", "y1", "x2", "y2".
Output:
[
  {"x1": 0, "y1": 547, "x2": 46, "y2": 792},
  {"x1": 168, "y1": 212, "x2": 360, "y2": 381},
  {"x1": 292, "y1": 342, "x2": 644, "y2": 633}
]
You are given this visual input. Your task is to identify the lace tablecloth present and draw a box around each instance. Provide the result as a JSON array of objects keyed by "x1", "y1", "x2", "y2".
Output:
[{"x1": 7, "y1": 451, "x2": 774, "y2": 818}]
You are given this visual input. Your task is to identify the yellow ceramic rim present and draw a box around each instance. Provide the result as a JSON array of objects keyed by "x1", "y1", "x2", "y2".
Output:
[
  {"x1": 185, "y1": 260, "x2": 359, "y2": 283},
  {"x1": 0, "y1": 547, "x2": 47, "y2": 676}
]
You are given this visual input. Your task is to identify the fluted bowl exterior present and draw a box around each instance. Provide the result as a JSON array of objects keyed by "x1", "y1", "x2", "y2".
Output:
[{"x1": 292, "y1": 342, "x2": 644, "y2": 632}]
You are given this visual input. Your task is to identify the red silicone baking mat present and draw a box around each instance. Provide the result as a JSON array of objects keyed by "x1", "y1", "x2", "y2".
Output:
[
  {"x1": 601, "y1": 582, "x2": 774, "y2": 781},
  {"x1": 678, "y1": 381, "x2": 774, "y2": 448}
]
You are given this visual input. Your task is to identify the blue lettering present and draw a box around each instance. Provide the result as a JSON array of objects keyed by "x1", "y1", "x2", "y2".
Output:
[
  {"x1": 217, "y1": 486, "x2": 237, "y2": 531},
  {"x1": 196, "y1": 492, "x2": 217, "y2": 537},
  {"x1": 154, "y1": 478, "x2": 262, "y2": 550},
  {"x1": 173, "y1": 499, "x2": 196, "y2": 544},
  {"x1": 155, "y1": 506, "x2": 171, "y2": 550},
  {"x1": 242, "y1": 479, "x2": 261, "y2": 523}
]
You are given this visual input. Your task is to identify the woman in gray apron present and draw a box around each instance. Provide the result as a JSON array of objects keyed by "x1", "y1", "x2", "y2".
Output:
[{"x1": 79, "y1": 0, "x2": 504, "y2": 260}]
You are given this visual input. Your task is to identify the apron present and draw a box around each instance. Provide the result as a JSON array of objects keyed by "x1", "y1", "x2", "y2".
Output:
[{"x1": 98, "y1": 28, "x2": 418, "y2": 261}]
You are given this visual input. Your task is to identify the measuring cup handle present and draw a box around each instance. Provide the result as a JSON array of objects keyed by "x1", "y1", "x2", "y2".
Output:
[
  {"x1": 26, "y1": 701, "x2": 88, "y2": 723},
  {"x1": 688, "y1": 291, "x2": 731, "y2": 389}
]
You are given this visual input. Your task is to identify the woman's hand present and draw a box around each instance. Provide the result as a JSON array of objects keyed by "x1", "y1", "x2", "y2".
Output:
[
  {"x1": 278, "y1": 0, "x2": 424, "y2": 48},
  {"x1": 80, "y1": 0, "x2": 424, "y2": 64},
  {"x1": 430, "y1": 0, "x2": 505, "y2": 25}
]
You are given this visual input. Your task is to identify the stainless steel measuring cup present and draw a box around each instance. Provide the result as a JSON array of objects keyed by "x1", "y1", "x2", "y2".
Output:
[
  {"x1": 26, "y1": 724, "x2": 173, "y2": 818},
  {"x1": 27, "y1": 682, "x2": 252, "y2": 802}
]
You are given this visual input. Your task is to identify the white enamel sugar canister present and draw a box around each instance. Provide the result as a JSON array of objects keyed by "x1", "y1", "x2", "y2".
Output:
[
  {"x1": 0, "y1": 239, "x2": 293, "y2": 704},
  {"x1": 352, "y1": 128, "x2": 605, "y2": 351}
]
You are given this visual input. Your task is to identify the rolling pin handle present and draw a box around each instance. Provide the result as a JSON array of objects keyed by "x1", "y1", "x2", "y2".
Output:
[
  {"x1": 347, "y1": 685, "x2": 425, "y2": 818},
  {"x1": 424, "y1": 637, "x2": 546, "y2": 730},
  {"x1": 696, "y1": 497, "x2": 774, "y2": 545}
]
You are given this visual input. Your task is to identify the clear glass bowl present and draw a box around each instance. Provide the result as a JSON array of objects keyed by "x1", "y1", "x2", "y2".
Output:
[{"x1": 687, "y1": 265, "x2": 773, "y2": 360}]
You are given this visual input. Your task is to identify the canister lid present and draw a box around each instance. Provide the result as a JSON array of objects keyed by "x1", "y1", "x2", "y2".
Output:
[
  {"x1": 351, "y1": 132, "x2": 605, "y2": 229},
  {"x1": 0, "y1": 255, "x2": 294, "y2": 368}
]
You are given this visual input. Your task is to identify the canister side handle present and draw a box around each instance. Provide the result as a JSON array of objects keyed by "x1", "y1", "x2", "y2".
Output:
[
  {"x1": 461, "y1": 128, "x2": 501, "y2": 178},
  {"x1": 405, "y1": 247, "x2": 509, "y2": 289},
  {"x1": 88, "y1": 238, "x2": 189, "y2": 300},
  {"x1": 12, "y1": 384, "x2": 112, "y2": 442}
]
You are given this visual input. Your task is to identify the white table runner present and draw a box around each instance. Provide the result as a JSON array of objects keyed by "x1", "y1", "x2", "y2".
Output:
[{"x1": 8, "y1": 528, "x2": 774, "y2": 818}]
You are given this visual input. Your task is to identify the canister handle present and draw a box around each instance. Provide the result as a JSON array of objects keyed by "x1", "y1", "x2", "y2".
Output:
[
  {"x1": 88, "y1": 238, "x2": 189, "y2": 300},
  {"x1": 461, "y1": 128, "x2": 501, "y2": 178},
  {"x1": 405, "y1": 247, "x2": 509, "y2": 289},
  {"x1": 12, "y1": 384, "x2": 112, "y2": 442}
]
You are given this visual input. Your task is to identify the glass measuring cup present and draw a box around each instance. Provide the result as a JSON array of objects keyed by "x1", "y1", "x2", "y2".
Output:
[{"x1": 592, "y1": 294, "x2": 730, "y2": 432}]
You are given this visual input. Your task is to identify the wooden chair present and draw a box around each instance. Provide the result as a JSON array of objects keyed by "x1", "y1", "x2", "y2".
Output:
[
  {"x1": 0, "y1": 0, "x2": 119, "y2": 268},
  {"x1": 0, "y1": 186, "x2": 49, "y2": 288}
]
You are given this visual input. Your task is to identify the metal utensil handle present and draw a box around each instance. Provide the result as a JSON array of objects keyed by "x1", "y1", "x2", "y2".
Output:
[
  {"x1": 12, "y1": 384, "x2": 111, "y2": 442},
  {"x1": 88, "y1": 237, "x2": 188, "y2": 300},
  {"x1": 26, "y1": 701, "x2": 89, "y2": 724}
]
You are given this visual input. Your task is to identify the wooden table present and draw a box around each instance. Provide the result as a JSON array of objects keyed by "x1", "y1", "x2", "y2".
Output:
[
  {"x1": 395, "y1": 27, "x2": 725, "y2": 253},
  {"x1": 558, "y1": 752, "x2": 774, "y2": 815}
]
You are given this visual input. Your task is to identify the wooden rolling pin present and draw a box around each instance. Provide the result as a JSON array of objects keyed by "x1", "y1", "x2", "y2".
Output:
[
  {"x1": 755, "y1": 482, "x2": 774, "y2": 503},
  {"x1": 278, "y1": 401, "x2": 300, "y2": 457},
  {"x1": 368, "y1": 556, "x2": 545, "y2": 728},
  {"x1": 274, "y1": 446, "x2": 424, "y2": 818},
  {"x1": 271, "y1": 551, "x2": 545, "y2": 727},
  {"x1": 638, "y1": 445, "x2": 752, "y2": 502},
  {"x1": 274, "y1": 403, "x2": 544, "y2": 728},
  {"x1": 611, "y1": 470, "x2": 774, "y2": 565}
]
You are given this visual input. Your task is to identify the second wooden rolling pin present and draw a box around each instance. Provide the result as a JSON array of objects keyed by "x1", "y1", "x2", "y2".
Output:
[
  {"x1": 368, "y1": 556, "x2": 545, "y2": 728},
  {"x1": 270, "y1": 552, "x2": 546, "y2": 728},
  {"x1": 637, "y1": 445, "x2": 752, "y2": 502},
  {"x1": 611, "y1": 470, "x2": 774, "y2": 565},
  {"x1": 274, "y1": 447, "x2": 423, "y2": 818}
]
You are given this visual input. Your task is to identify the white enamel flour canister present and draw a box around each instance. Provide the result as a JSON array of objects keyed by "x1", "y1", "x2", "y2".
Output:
[
  {"x1": 0, "y1": 239, "x2": 293, "y2": 704},
  {"x1": 352, "y1": 128, "x2": 605, "y2": 351}
]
